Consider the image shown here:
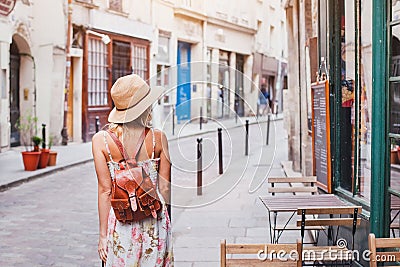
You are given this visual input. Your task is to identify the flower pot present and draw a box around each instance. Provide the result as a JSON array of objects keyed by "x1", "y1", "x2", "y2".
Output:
[
  {"x1": 38, "y1": 149, "x2": 50, "y2": 169},
  {"x1": 397, "y1": 148, "x2": 400, "y2": 164},
  {"x1": 47, "y1": 151, "x2": 58, "y2": 166},
  {"x1": 392, "y1": 149, "x2": 399, "y2": 164},
  {"x1": 21, "y1": 151, "x2": 41, "y2": 171}
]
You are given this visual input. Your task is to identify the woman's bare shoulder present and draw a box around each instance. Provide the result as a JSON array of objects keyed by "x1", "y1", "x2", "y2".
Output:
[
  {"x1": 152, "y1": 128, "x2": 167, "y2": 139},
  {"x1": 91, "y1": 131, "x2": 107, "y2": 151}
]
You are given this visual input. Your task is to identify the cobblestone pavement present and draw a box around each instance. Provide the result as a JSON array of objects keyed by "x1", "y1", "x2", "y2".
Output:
[
  {"x1": 0, "y1": 120, "x2": 283, "y2": 266},
  {"x1": 0, "y1": 163, "x2": 99, "y2": 267}
]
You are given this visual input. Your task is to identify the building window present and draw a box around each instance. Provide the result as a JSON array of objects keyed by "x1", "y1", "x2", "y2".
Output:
[
  {"x1": 109, "y1": 0, "x2": 122, "y2": 12},
  {"x1": 88, "y1": 37, "x2": 109, "y2": 106},
  {"x1": 157, "y1": 65, "x2": 170, "y2": 104},
  {"x1": 157, "y1": 36, "x2": 170, "y2": 64},
  {"x1": 132, "y1": 44, "x2": 148, "y2": 80},
  {"x1": 269, "y1": 26, "x2": 275, "y2": 52},
  {"x1": 390, "y1": 0, "x2": 400, "y2": 200},
  {"x1": 329, "y1": 0, "x2": 372, "y2": 201}
]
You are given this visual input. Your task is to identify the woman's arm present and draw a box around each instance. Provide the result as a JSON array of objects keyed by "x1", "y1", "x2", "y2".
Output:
[
  {"x1": 157, "y1": 131, "x2": 172, "y2": 209},
  {"x1": 92, "y1": 132, "x2": 112, "y2": 262}
]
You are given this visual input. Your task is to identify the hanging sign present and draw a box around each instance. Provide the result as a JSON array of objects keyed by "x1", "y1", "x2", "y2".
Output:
[
  {"x1": 0, "y1": 0, "x2": 16, "y2": 16},
  {"x1": 311, "y1": 79, "x2": 332, "y2": 193}
]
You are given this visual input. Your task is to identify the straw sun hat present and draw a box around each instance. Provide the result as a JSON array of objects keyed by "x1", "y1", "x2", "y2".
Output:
[{"x1": 108, "y1": 74, "x2": 163, "y2": 123}]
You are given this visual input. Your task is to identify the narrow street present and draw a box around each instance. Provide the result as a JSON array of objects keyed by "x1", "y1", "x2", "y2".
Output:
[{"x1": 0, "y1": 119, "x2": 286, "y2": 266}]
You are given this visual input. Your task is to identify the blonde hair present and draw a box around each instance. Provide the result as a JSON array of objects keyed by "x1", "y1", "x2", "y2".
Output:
[{"x1": 107, "y1": 107, "x2": 153, "y2": 136}]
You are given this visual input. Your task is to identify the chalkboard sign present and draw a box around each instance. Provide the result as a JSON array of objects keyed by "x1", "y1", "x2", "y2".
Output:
[{"x1": 311, "y1": 80, "x2": 332, "y2": 192}]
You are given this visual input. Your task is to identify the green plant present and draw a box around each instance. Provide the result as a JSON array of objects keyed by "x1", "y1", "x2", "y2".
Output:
[
  {"x1": 32, "y1": 136, "x2": 41, "y2": 152},
  {"x1": 15, "y1": 111, "x2": 38, "y2": 151},
  {"x1": 32, "y1": 136, "x2": 41, "y2": 146},
  {"x1": 48, "y1": 135, "x2": 54, "y2": 150}
]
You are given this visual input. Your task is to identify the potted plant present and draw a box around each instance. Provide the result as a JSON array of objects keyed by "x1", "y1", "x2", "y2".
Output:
[
  {"x1": 32, "y1": 136, "x2": 41, "y2": 152},
  {"x1": 38, "y1": 137, "x2": 50, "y2": 169},
  {"x1": 47, "y1": 135, "x2": 58, "y2": 166},
  {"x1": 15, "y1": 113, "x2": 41, "y2": 171}
]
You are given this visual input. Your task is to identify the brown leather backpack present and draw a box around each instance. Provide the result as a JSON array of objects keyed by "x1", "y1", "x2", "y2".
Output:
[{"x1": 107, "y1": 129, "x2": 161, "y2": 223}]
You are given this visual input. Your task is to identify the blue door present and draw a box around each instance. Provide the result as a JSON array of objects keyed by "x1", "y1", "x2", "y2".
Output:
[{"x1": 177, "y1": 42, "x2": 191, "y2": 122}]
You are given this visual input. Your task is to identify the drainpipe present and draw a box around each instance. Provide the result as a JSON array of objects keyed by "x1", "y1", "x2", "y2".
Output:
[
  {"x1": 296, "y1": 0, "x2": 303, "y2": 172},
  {"x1": 61, "y1": 0, "x2": 72, "y2": 145}
]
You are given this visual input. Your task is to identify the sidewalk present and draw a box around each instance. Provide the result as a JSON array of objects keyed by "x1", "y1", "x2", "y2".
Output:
[
  {"x1": 0, "y1": 114, "x2": 282, "y2": 192},
  {"x1": 171, "y1": 118, "x2": 302, "y2": 266}
]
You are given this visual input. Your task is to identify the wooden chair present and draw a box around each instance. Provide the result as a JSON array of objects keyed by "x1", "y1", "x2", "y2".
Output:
[
  {"x1": 297, "y1": 206, "x2": 362, "y2": 266},
  {"x1": 368, "y1": 233, "x2": 400, "y2": 267},
  {"x1": 268, "y1": 176, "x2": 318, "y2": 196},
  {"x1": 268, "y1": 176, "x2": 321, "y2": 243},
  {"x1": 220, "y1": 239, "x2": 302, "y2": 266}
]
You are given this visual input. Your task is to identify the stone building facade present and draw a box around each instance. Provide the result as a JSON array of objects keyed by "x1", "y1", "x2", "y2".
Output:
[{"x1": 0, "y1": 0, "x2": 287, "y2": 150}]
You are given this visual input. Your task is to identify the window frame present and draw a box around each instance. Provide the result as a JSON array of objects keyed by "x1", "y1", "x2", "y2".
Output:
[
  {"x1": 108, "y1": 0, "x2": 123, "y2": 13},
  {"x1": 87, "y1": 36, "x2": 111, "y2": 108}
]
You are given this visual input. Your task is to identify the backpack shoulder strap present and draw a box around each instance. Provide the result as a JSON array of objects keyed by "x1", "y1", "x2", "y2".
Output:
[
  {"x1": 132, "y1": 128, "x2": 149, "y2": 160},
  {"x1": 106, "y1": 130, "x2": 130, "y2": 161}
]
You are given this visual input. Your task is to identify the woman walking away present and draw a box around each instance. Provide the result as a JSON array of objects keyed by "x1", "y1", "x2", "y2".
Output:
[{"x1": 92, "y1": 74, "x2": 173, "y2": 266}]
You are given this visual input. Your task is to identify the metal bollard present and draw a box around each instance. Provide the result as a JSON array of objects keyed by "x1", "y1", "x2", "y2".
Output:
[
  {"x1": 256, "y1": 103, "x2": 259, "y2": 118},
  {"x1": 245, "y1": 120, "x2": 249, "y2": 156},
  {"x1": 200, "y1": 106, "x2": 203, "y2": 130},
  {"x1": 218, "y1": 128, "x2": 223, "y2": 175},
  {"x1": 95, "y1": 116, "x2": 100, "y2": 133},
  {"x1": 266, "y1": 113, "x2": 271, "y2": 145},
  {"x1": 235, "y1": 101, "x2": 238, "y2": 124},
  {"x1": 197, "y1": 138, "x2": 203, "y2": 195},
  {"x1": 172, "y1": 106, "x2": 175, "y2": 136},
  {"x1": 42, "y1": 123, "x2": 46, "y2": 149}
]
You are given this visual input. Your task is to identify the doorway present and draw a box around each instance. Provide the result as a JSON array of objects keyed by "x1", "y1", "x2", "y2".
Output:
[
  {"x1": 10, "y1": 41, "x2": 20, "y2": 147},
  {"x1": 235, "y1": 54, "x2": 245, "y2": 116},
  {"x1": 177, "y1": 42, "x2": 191, "y2": 122}
]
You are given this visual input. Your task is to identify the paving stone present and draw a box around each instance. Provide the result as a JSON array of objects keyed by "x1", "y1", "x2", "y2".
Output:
[
  {"x1": 174, "y1": 262, "x2": 193, "y2": 267},
  {"x1": 246, "y1": 227, "x2": 270, "y2": 237},
  {"x1": 192, "y1": 261, "x2": 219, "y2": 267}
]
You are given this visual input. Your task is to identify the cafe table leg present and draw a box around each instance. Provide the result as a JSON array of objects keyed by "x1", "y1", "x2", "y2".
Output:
[{"x1": 268, "y1": 211, "x2": 273, "y2": 243}]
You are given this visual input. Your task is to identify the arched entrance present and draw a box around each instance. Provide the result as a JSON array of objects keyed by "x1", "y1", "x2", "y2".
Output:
[
  {"x1": 9, "y1": 33, "x2": 33, "y2": 148},
  {"x1": 9, "y1": 40, "x2": 20, "y2": 147}
]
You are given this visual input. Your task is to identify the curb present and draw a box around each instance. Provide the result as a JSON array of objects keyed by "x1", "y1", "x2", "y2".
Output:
[
  {"x1": 0, "y1": 116, "x2": 283, "y2": 192},
  {"x1": 0, "y1": 158, "x2": 93, "y2": 192},
  {"x1": 168, "y1": 116, "x2": 283, "y2": 142}
]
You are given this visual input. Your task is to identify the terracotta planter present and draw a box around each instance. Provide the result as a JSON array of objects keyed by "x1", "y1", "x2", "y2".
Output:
[
  {"x1": 397, "y1": 148, "x2": 400, "y2": 164},
  {"x1": 21, "y1": 151, "x2": 41, "y2": 171},
  {"x1": 47, "y1": 151, "x2": 58, "y2": 166},
  {"x1": 38, "y1": 149, "x2": 50, "y2": 169},
  {"x1": 392, "y1": 150, "x2": 399, "y2": 164}
]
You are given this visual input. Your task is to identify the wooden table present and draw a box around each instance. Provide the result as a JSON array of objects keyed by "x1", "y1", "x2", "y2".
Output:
[
  {"x1": 390, "y1": 194, "x2": 400, "y2": 237},
  {"x1": 259, "y1": 194, "x2": 345, "y2": 243}
]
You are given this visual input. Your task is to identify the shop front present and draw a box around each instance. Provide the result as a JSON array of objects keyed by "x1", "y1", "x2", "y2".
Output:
[
  {"x1": 320, "y1": 0, "x2": 400, "y2": 241},
  {"x1": 287, "y1": 0, "x2": 399, "y2": 264},
  {"x1": 81, "y1": 29, "x2": 150, "y2": 141}
]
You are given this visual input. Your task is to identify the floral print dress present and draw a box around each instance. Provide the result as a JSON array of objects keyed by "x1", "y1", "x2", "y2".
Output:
[{"x1": 103, "y1": 130, "x2": 173, "y2": 267}]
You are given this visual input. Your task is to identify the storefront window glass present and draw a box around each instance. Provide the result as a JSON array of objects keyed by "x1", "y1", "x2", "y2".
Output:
[
  {"x1": 389, "y1": 1, "x2": 400, "y2": 229},
  {"x1": 356, "y1": 0, "x2": 372, "y2": 200},
  {"x1": 88, "y1": 37, "x2": 109, "y2": 106},
  {"x1": 339, "y1": 0, "x2": 356, "y2": 192},
  {"x1": 335, "y1": 0, "x2": 372, "y2": 201}
]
